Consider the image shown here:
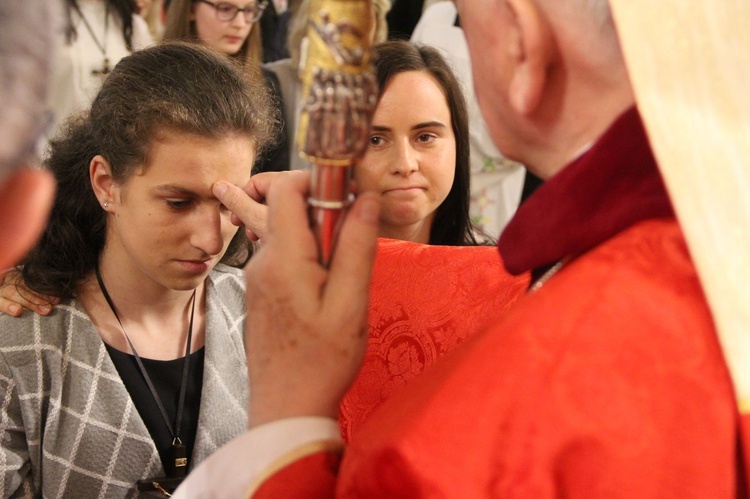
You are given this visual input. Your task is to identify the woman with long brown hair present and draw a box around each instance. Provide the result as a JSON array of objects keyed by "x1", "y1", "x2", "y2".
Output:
[{"x1": 0, "y1": 43, "x2": 275, "y2": 497}]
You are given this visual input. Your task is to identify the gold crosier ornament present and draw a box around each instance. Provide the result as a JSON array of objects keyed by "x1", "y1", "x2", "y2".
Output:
[
  {"x1": 297, "y1": 0, "x2": 378, "y2": 265},
  {"x1": 609, "y1": 0, "x2": 750, "y2": 479}
]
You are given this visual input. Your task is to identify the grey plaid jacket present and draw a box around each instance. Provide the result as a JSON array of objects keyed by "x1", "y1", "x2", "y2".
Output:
[{"x1": 0, "y1": 265, "x2": 248, "y2": 498}]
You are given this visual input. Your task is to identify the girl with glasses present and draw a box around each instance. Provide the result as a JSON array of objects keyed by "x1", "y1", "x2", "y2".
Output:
[
  {"x1": 163, "y1": 0, "x2": 289, "y2": 177},
  {"x1": 164, "y1": 0, "x2": 267, "y2": 71}
]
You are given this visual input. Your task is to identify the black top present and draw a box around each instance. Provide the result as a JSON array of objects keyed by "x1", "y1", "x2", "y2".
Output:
[
  {"x1": 520, "y1": 170, "x2": 544, "y2": 205},
  {"x1": 259, "y1": 0, "x2": 293, "y2": 63},
  {"x1": 387, "y1": 0, "x2": 425, "y2": 39},
  {"x1": 106, "y1": 345, "x2": 205, "y2": 476},
  {"x1": 254, "y1": 68, "x2": 291, "y2": 173}
]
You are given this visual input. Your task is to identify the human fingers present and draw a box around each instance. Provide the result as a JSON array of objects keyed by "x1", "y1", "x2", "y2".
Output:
[
  {"x1": 324, "y1": 191, "x2": 380, "y2": 328},
  {"x1": 245, "y1": 170, "x2": 308, "y2": 201},
  {"x1": 263, "y1": 170, "x2": 319, "y2": 262},
  {"x1": 0, "y1": 270, "x2": 60, "y2": 316},
  {"x1": 213, "y1": 181, "x2": 268, "y2": 240},
  {"x1": 227, "y1": 172, "x2": 276, "y2": 229},
  {"x1": 312, "y1": 192, "x2": 380, "y2": 398},
  {"x1": 245, "y1": 172, "x2": 342, "y2": 425},
  {"x1": 245, "y1": 181, "x2": 380, "y2": 426},
  {"x1": 0, "y1": 291, "x2": 58, "y2": 316}
]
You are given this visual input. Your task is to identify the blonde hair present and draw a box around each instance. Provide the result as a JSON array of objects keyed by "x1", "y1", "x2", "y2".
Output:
[
  {"x1": 142, "y1": 0, "x2": 165, "y2": 41},
  {"x1": 163, "y1": 0, "x2": 263, "y2": 73}
]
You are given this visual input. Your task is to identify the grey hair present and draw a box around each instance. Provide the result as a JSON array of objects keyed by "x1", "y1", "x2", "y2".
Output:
[{"x1": 0, "y1": 0, "x2": 63, "y2": 175}]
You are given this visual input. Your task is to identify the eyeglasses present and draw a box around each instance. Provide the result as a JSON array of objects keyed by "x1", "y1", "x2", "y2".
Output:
[{"x1": 197, "y1": 0, "x2": 268, "y2": 23}]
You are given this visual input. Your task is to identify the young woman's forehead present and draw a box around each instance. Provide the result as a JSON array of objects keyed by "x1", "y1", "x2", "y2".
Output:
[
  {"x1": 131, "y1": 131, "x2": 255, "y2": 185},
  {"x1": 375, "y1": 71, "x2": 452, "y2": 122}
]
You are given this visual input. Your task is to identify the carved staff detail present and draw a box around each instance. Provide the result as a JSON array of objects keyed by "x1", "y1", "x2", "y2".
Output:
[{"x1": 297, "y1": 0, "x2": 377, "y2": 265}]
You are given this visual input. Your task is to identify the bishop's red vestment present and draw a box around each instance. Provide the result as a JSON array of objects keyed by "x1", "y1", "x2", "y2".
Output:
[{"x1": 253, "y1": 108, "x2": 740, "y2": 497}]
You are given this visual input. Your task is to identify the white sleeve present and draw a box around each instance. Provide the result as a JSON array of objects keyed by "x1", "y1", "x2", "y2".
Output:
[
  {"x1": 172, "y1": 417, "x2": 342, "y2": 498},
  {"x1": 410, "y1": 2, "x2": 457, "y2": 44}
]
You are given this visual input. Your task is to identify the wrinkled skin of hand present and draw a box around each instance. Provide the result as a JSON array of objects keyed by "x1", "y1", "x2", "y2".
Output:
[{"x1": 243, "y1": 171, "x2": 381, "y2": 426}]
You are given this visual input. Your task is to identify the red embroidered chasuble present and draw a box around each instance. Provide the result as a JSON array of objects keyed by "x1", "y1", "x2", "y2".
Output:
[
  {"x1": 339, "y1": 239, "x2": 529, "y2": 441},
  {"x1": 255, "y1": 108, "x2": 741, "y2": 497}
]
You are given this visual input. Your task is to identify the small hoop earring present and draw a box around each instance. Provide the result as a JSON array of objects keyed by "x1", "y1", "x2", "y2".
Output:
[{"x1": 103, "y1": 201, "x2": 110, "y2": 208}]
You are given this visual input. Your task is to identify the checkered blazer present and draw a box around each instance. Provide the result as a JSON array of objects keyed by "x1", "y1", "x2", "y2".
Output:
[{"x1": 0, "y1": 264, "x2": 248, "y2": 498}]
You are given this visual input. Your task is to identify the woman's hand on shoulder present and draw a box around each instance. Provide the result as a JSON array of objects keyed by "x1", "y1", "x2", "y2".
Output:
[{"x1": 0, "y1": 269, "x2": 59, "y2": 316}]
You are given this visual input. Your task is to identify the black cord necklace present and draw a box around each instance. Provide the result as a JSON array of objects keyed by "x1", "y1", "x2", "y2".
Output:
[
  {"x1": 95, "y1": 267, "x2": 196, "y2": 491},
  {"x1": 71, "y1": 1, "x2": 111, "y2": 79}
]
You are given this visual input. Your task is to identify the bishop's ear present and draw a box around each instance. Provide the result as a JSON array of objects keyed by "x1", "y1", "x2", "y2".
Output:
[{"x1": 505, "y1": 0, "x2": 554, "y2": 116}]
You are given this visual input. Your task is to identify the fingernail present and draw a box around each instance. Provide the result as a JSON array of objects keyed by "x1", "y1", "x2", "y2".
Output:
[
  {"x1": 40, "y1": 305, "x2": 51, "y2": 314},
  {"x1": 213, "y1": 182, "x2": 227, "y2": 197},
  {"x1": 9, "y1": 305, "x2": 20, "y2": 315}
]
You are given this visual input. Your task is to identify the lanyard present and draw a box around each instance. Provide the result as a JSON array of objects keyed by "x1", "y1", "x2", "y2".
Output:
[{"x1": 95, "y1": 267, "x2": 196, "y2": 478}]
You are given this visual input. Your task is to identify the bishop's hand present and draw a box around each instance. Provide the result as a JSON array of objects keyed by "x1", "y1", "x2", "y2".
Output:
[{"x1": 243, "y1": 171, "x2": 380, "y2": 426}]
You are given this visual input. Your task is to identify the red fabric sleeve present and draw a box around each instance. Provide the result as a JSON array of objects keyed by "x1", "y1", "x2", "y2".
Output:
[{"x1": 252, "y1": 451, "x2": 341, "y2": 499}]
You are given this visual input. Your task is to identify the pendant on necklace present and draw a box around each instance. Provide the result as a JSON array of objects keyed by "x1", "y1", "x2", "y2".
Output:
[
  {"x1": 92, "y1": 57, "x2": 111, "y2": 81},
  {"x1": 171, "y1": 438, "x2": 187, "y2": 477}
]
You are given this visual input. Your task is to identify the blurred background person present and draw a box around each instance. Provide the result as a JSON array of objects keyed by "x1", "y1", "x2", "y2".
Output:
[
  {"x1": 0, "y1": 0, "x2": 59, "y2": 272},
  {"x1": 164, "y1": 0, "x2": 288, "y2": 175},
  {"x1": 164, "y1": 0, "x2": 264, "y2": 72},
  {"x1": 46, "y1": 0, "x2": 153, "y2": 149},
  {"x1": 259, "y1": 0, "x2": 296, "y2": 62},
  {"x1": 136, "y1": 0, "x2": 166, "y2": 40}
]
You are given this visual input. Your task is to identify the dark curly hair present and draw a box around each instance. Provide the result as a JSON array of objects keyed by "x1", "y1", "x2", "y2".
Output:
[
  {"x1": 373, "y1": 40, "x2": 482, "y2": 246},
  {"x1": 22, "y1": 42, "x2": 278, "y2": 299}
]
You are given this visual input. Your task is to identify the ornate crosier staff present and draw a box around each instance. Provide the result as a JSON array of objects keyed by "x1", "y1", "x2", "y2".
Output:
[{"x1": 296, "y1": 0, "x2": 378, "y2": 265}]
